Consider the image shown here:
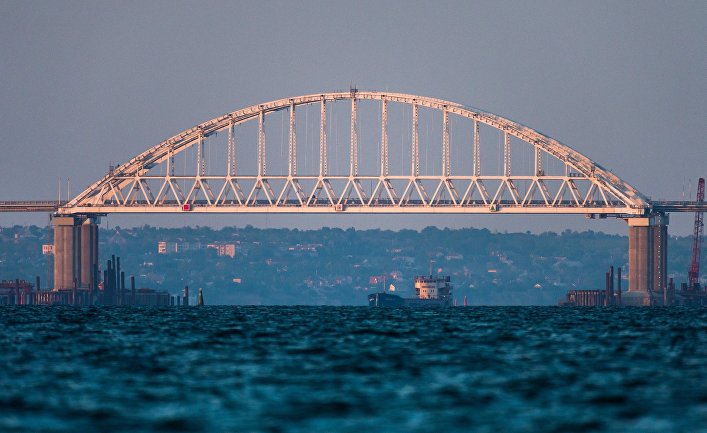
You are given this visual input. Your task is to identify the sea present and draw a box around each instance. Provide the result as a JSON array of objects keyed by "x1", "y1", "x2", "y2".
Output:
[{"x1": 0, "y1": 306, "x2": 705, "y2": 433}]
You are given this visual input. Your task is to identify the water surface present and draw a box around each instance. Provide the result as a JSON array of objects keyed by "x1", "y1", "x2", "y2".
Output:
[{"x1": 1, "y1": 306, "x2": 705, "y2": 432}]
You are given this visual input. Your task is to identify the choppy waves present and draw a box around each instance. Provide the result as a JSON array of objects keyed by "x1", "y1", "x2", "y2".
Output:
[{"x1": 1, "y1": 306, "x2": 705, "y2": 432}]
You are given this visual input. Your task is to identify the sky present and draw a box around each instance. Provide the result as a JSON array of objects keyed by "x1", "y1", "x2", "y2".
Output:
[{"x1": 0, "y1": 1, "x2": 704, "y2": 235}]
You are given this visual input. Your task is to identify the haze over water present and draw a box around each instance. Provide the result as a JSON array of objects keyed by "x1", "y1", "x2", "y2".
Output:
[{"x1": 1, "y1": 306, "x2": 705, "y2": 433}]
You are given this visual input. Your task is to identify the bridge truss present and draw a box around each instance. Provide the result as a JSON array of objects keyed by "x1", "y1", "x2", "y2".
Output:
[{"x1": 63, "y1": 91, "x2": 650, "y2": 216}]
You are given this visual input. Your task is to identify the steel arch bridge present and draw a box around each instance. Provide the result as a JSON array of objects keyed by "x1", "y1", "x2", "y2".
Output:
[{"x1": 62, "y1": 90, "x2": 650, "y2": 216}]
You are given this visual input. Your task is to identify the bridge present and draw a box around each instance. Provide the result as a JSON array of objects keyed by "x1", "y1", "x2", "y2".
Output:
[
  {"x1": 2, "y1": 90, "x2": 704, "y2": 305},
  {"x1": 64, "y1": 91, "x2": 652, "y2": 215}
]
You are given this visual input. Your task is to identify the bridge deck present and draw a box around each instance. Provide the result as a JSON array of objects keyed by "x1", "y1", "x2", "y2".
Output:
[
  {"x1": 650, "y1": 201, "x2": 707, "y2": 213},
  {"x1": 0, "y1": 201, "x2": 67, "y2": 212},
  {"x1": 1, "y1": 200, "x2": 704, "y2": 214}
]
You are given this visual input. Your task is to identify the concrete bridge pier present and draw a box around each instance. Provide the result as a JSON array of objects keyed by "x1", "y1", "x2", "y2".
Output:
[
  {"x1": 53, "y1": 215, "x2": 99, "y2": 290},
  {"x1": 625, "y1": 214, "x2": 668, "y2": 306}
]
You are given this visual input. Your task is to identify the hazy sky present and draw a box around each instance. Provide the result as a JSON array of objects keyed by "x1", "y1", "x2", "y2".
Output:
[{"x1": 0, "y1": 1, "x2": 704, "y2": 235}]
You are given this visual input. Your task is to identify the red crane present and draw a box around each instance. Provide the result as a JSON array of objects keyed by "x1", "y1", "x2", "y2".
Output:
[{"x1": 688, "y1": 178, "x2": 705, "y2": 289}]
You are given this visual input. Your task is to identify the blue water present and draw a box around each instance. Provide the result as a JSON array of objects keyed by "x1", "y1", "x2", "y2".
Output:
[{"x1": 1, "y1": 306, "x2": 705, "y2": 433}]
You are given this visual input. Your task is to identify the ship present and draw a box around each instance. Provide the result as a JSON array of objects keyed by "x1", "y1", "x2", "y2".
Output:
[{"x1": 368, "y1": 275, "x2": 453, "y2": 307}]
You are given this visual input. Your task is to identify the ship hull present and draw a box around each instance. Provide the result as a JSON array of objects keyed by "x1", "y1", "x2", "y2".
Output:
[{"x1": 368, "y1": 292, "x2": 451, "y2": 308}]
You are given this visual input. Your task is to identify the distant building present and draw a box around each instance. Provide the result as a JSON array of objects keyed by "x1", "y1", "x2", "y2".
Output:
[
  {"x1": 158, "y1": 241, "x2": 175, "y2": 254},
  {"x1": 159, "y1": 241, "x2": 213, "y2": 255},
  {"x1": 369, "y1": 275, "x2": 386, "y2": 285},
  {"x1": 42, "y1": 244, "x2": 54, "y2": 255},
  {"x1": 158, "y1": 241, "x2": 190, "y2": 254},
  {"x1": 207, "y1": 243, "x2": 236, "y2": 258}
]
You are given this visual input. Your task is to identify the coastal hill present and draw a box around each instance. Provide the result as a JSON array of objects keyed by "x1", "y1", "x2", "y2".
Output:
[{"x1": 0, "y1": 225, "x2": 700, "y2": 305}]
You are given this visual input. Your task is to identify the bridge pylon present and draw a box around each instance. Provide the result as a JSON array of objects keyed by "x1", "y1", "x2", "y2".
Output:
[
  {"x1": 624, "y1": 213, "x2": 669, "y2": 306},
  {"x1": 53, "y1": 215, "x2": 99, "y2": 291}
]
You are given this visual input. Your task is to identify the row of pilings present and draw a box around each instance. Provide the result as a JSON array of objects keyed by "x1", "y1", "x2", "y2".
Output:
[
  {"x1": 1, "y1": 273, "x2": 190, "y2": 306},
  {"x1": 563, "y1": 266, "x2": 622, "y2": 306}
]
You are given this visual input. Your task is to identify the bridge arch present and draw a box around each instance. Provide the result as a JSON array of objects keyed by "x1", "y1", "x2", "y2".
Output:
[{"x1": 64, "y1": 90, "x2": 649, "y2": 215}]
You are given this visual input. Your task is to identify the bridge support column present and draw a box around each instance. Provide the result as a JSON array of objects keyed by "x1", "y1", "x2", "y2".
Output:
[
  {"x1": 625, "y1": 214, "x2": 668, "y2": 306},
  {"x1": 53, "y1": 216, "x2": 77, "y2": 290},
  {"x1": 80, "y1": 217, "x2": 99, "y2": 289},
  {"x1": 53, "y1": 215, "x2": 99, "y2": 290}
]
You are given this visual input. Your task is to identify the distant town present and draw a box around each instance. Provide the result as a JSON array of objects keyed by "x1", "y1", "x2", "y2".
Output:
[{"x1": 1, "y1": 225, "x2": 702, "y2": 305}]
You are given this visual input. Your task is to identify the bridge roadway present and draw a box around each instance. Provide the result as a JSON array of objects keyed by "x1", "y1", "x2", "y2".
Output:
[
  {"x1": 650, "y1": 201, "x2": 707, "y2": 213},
  {"x1": 0, "y1": 200, "x2": 704, "y2": 214},
  {"x1": 0, "y1": 201, "x2": 67, "y2": 212}
]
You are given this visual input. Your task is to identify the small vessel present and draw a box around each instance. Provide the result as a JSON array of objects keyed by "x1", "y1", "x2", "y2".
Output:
[{"x1": 368, "y1": 275, "x2": 453, "y2": 307}]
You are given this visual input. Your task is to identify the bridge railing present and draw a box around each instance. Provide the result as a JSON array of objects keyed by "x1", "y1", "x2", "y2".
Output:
[
  {"x1": 0, "y1": 201, "x2": 67, "y2": 213},
  {"x1": 0, "y1": 201, "x2": 67, "y2": 206},
  {"x1": 651, "y1": 201, "x2": 707, "y2": 212}
]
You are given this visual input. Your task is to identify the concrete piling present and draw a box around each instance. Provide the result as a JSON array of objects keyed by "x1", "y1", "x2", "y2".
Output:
[
  {"x1": 617, "y1": 267, "x2": 622, "y2": 306},
  {"x1": 605, "y1": 271, "x2": 611, "y2": 306},
  {"x1": 120, "y1": 271, "x2": 125, "y2": 305},
  {"x1": 626, "y1": 214, "x2": 668, "y2": 305},
  {"x1": 54, "y1": 216, "x2": 98, "y2": 291}
]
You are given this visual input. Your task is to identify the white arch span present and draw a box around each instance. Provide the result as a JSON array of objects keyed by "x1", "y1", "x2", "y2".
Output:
[{"x1": 62, "y1": 90, "x2": 649, "y2": 216}]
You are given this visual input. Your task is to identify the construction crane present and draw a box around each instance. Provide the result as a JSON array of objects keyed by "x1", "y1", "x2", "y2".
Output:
[{"x1": 688, "y1": 178, "x2": 705, "y2": 289}]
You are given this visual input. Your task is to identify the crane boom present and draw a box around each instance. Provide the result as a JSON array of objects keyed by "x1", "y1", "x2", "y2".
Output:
[{"x1": 688, "y1": 178, "x2": 705, "y2": 288}]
